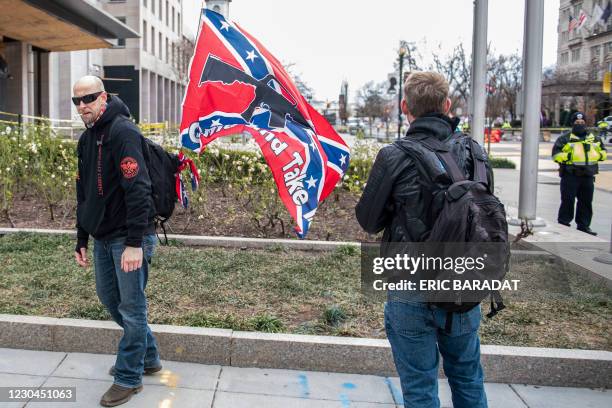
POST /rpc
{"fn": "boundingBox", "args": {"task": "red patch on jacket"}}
[120,157,139,179]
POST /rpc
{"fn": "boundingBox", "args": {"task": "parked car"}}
[597,116,612,127]
[347,118,365,135]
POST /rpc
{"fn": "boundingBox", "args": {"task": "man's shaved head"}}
[73,75,105,94]
[72,76,107,127]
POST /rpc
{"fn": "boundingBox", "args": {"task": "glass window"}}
[571,48,581,62]
[166,1,169,26]
[172,7,175,31]
[561,52,569,65]
[151,27,155,55]
[159,32,162,59]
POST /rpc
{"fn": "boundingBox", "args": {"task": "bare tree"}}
[543,57,609,126]
[171,36,195,83]
[356,81,388,136]
[431,43,471,114]
[339,80,349,124]
[284,62,314,101]
[487,52,522,121]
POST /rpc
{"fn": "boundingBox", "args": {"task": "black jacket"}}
[76,96,154,250]
[355,114,493,243]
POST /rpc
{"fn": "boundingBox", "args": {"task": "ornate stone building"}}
[542,0,611,125]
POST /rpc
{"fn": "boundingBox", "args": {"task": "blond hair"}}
[403,71,449,118]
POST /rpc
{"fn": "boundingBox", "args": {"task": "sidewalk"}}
[493,168,612,241]
[1,348,610,408]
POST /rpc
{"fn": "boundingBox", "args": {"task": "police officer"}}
[597,120,610,143]
[552,112,607,235]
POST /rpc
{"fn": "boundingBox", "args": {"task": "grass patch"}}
[0,233,610,350]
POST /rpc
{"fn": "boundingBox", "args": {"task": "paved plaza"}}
[0,348,610,408]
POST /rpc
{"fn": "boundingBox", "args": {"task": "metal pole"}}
[518,0,544,221]
[397,54,404,140]
[471,0,488,145]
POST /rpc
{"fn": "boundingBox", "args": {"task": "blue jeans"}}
[385,301,487,408]
[93,234,160,388]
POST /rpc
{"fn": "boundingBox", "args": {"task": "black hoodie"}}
[75,96,155,250]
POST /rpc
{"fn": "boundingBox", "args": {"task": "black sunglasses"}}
[72,91,103,106]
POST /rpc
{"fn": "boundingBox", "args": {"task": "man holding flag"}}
[179,9,350,238]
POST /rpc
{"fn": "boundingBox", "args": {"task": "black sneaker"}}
[577,227,598,236]
[558,221,571,227]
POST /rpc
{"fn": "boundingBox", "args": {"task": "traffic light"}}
[388,76,397,94]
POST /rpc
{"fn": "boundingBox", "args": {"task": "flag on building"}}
[602,1,611,23]
[591,3,605,27]
[577,9,588,30]
[568,15,578,32]
[179,9,350,238]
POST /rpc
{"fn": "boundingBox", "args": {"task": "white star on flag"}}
[220,21,231,31]
[339,154,347,166]
[309,141,316,151]
[211,119,222,127]
[306,176,318,189]
[245,50,258,62]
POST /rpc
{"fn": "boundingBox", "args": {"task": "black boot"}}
[577,226,598,236]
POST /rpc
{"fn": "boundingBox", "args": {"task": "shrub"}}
[323,305,347,326]
[489,157,516,169]
[251,313,284,332]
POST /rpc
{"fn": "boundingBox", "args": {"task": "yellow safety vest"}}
[553,133,607,165]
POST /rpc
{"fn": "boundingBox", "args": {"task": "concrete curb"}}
[0,227,554,260]
[0,314,609,389]
[0,227,358,251]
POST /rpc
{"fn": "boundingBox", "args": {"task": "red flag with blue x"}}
[179,9,350,238]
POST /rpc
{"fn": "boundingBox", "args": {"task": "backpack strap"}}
[402,133,467,183]
[468,138,488,185]
[435,151,466,183]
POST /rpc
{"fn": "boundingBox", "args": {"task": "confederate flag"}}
[179,9,350,238]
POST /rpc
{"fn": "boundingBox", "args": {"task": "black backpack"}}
[110,117,198,243]
[394,133,509,330]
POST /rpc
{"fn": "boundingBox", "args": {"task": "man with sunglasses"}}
[72,76,160,407]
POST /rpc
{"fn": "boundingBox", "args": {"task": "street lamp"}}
[397,43,407,139]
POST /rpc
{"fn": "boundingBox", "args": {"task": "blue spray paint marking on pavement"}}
[385,377,404,405]
[342,382,356,390]
[297,373,310,398]
[339,382,356,407]
[339,393,351,407]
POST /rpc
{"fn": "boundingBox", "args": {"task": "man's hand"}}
[75,247,89,268]
[121,246,143,273]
